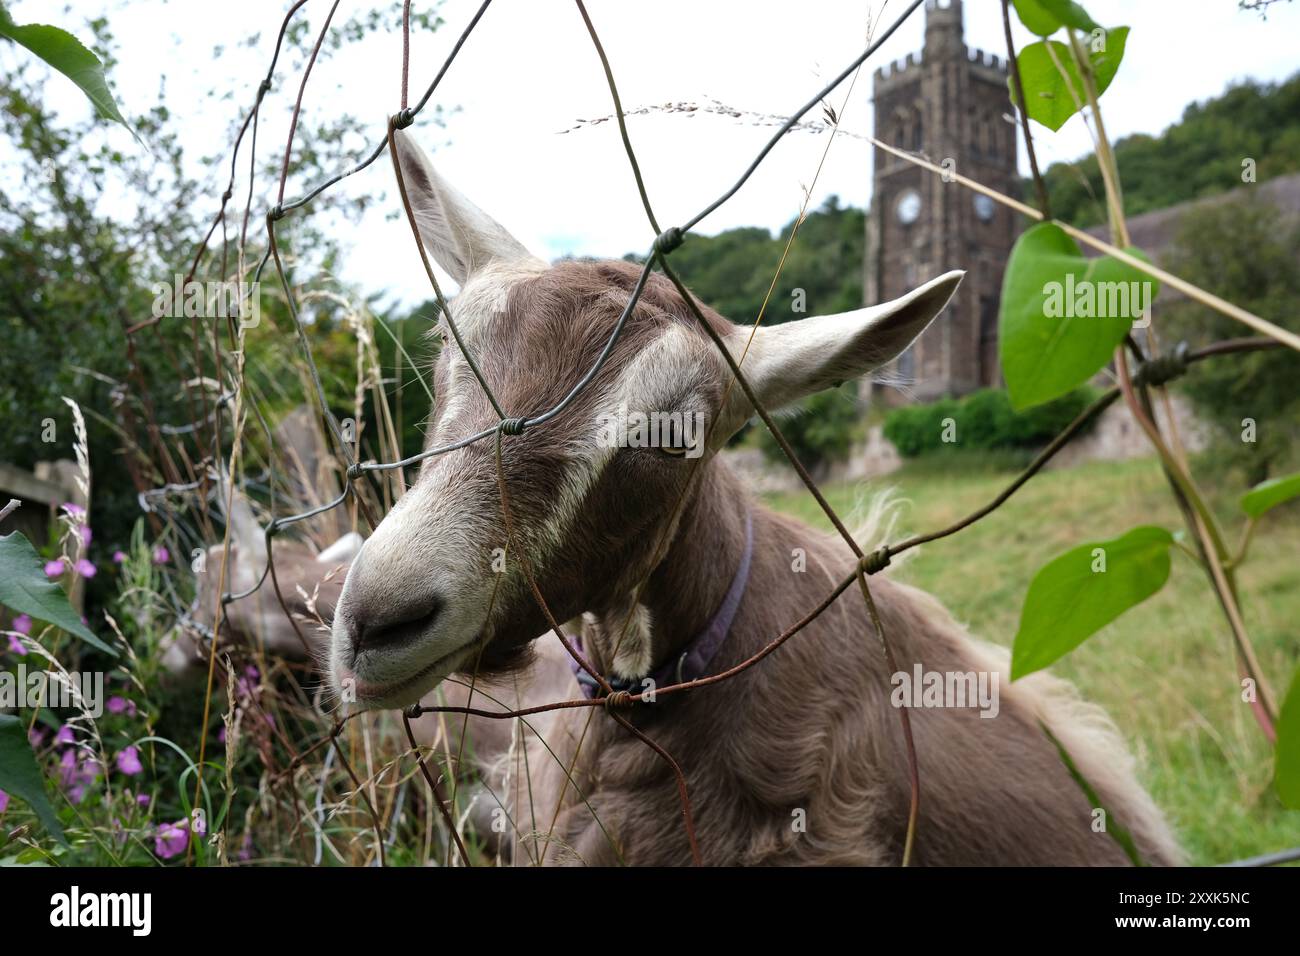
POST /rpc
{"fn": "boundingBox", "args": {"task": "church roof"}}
[1085,171,1300,262]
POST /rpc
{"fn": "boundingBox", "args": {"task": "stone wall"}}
[722,396,1210,492]
[722,424,903,495]
[1045,390,1209,471]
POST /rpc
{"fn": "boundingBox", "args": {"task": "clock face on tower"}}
[973,193,995,222]
[895,189,921,225]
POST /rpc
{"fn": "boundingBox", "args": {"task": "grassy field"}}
[764,453,1300,865]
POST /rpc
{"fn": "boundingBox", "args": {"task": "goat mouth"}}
[351,639,476,708]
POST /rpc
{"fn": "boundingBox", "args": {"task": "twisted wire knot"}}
[404,703,423,719]
[654,226,685,256]
[499,417,527,436]
[603,689,634,710]
[859,547,891,576]
[346,462,364,481]
[1135,342,1190,388]
[258,79,272,96]
[267,204,285,222]
[392,108,416,130]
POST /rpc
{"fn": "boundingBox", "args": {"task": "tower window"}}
[980,295,998,341]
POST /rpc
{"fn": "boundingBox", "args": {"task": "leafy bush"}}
[883,387,1095,458]
[883,397,959,457]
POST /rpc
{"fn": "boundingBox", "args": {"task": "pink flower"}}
[0,789,8,813]
[112,550,127,564]
[80,526,92,547]
[58,750,100,804]
[154,821,188,859]
[115,746,143,776]
[61,502,86,518]
[28,727,47,748]
[7,614,31,654]
[137,793,151,807]
[55,725,74,745]
[152,546,170,565]
[106,695,137,717]
[74,558,96,578]
[44,559,64,578]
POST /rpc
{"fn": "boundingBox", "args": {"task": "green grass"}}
[764,453,1300,865]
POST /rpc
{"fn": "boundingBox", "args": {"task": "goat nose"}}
[351,591,442,653]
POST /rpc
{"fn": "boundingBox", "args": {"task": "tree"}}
[1163,195,1300,482]
[636,196,866,325]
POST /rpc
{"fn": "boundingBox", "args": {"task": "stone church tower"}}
[865,0,1019,401]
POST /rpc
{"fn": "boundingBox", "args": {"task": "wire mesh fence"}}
[113,0,1287,866]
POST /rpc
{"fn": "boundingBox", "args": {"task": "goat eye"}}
[656,419,697,457]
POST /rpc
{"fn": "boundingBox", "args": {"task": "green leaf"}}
[0,9,139,143]
[1010,27,1129,132]
[0,532,117,656]
[1012,526,1174,680]
[1240,472,1300,520]
[0,714,68,845]
[1276,666,1300,809]
[999,222,1157,410]
[1012,0,1102,36]
[1011,0,1067,36]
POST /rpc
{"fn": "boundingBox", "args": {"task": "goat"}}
[162,405,361,678]
[161,482,360,679]
[327,130,1183,866]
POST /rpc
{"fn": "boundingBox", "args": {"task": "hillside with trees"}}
[1034,72,1300,228]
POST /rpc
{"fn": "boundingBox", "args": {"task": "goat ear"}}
[217,475,264,558]
[391,129,536,285]
[316,531,364,564]
[723,270,963,426]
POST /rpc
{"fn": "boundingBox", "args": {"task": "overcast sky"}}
[10,0,1300,308]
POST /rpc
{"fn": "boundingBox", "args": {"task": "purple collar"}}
[570,508,753,699]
